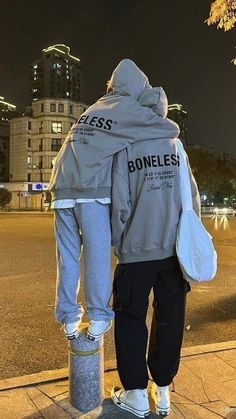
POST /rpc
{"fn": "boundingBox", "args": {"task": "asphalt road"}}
[0,213,235,379]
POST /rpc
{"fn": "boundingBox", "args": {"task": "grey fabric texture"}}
[54,202,114,324]
[111,139,200,264]
[48,59,179,200]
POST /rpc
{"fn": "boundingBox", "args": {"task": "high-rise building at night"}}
[0,97,18,182]
[168,104,188,144]
[29,44,85,104]
[10,98,87,184]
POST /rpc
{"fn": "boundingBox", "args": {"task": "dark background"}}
[0,0,235,153]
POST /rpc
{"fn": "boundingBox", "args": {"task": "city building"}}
[29,44,85,104]
[168,103,188,144]
[0,96,18,182]
[10,98,87,185]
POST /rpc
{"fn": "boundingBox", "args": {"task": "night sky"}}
[0,0,236,154]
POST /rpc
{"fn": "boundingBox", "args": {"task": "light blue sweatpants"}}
[54,202,114,324]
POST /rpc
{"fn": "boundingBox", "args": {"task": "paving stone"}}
[207,376,236,407]
[216,349,236,369]
[0,387,41,419]
[183,353,236,382]
[0,369,68,391]
[201,400,233,417]
[172,362,212,404]
[171,400,223,418]
[26,387,72,419]
[181,341,236,358]
[182,353,236,407]
[177,360,219,402]
[1,345,236,418]
[37,380,69,398]
[225,409,236,419]
[170,390,221,418]
[54,395,135,419]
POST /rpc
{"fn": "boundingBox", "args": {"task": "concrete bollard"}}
[69,322,104,412]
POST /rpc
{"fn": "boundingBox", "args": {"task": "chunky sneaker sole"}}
[87,320,112,341]
[111,387,150,418]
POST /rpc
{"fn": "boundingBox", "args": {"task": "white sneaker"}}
[151,383,170,416]
[111,387,150,418]
[64,321,80,340]
[87,320,112,341]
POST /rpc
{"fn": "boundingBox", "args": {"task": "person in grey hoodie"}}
[48,59,179,342]
[110,88,200,417]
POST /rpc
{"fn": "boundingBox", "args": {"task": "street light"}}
[33,164,43,212]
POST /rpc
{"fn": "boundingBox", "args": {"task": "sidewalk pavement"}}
[0,341,235,419]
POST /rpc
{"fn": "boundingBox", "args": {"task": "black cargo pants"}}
[113,256,190,389]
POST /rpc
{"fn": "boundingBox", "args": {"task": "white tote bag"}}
[176,140,217,282]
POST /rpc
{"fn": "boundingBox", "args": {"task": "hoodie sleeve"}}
[186,153,201,218]
[111,149,131,246]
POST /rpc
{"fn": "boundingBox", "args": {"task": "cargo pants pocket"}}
[113,264,133,312]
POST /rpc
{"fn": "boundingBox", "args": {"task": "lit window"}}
[51,122,62,134]
[50,103,56,112]
[27,156,32,165]
[52,63,61,69]
[33,64,38,69]
[33,88,38,93]
[51,138,62,151]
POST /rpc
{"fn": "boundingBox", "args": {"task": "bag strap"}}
[176,139,193,211]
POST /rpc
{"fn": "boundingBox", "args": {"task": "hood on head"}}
[106,59,150,100]
[138,87,168,117]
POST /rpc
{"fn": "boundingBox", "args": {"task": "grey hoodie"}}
[48,59,179,200]
[111,89,200,264]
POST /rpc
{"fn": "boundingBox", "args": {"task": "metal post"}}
[33,164,43,212]
[69,323,104,412]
